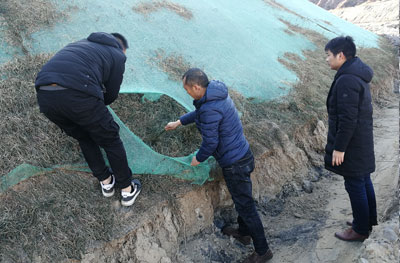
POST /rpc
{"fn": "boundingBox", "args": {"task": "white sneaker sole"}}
[121,189,141,207]
[102,189,115,198]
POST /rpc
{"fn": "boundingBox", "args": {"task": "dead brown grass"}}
[148,48,192,82]
[0,169,194,262]
[133,1,193,20]
[0,54,83,178]
[0,0,71,54]
[111,93,202,157]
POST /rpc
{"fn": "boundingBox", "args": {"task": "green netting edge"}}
[1,106,215,193]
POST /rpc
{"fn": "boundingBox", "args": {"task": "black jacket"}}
[324,57,375,176]
[35,32,126,105]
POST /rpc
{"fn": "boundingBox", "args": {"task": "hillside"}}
[310,0,399,45]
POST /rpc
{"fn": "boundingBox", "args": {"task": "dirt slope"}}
[176,96,399,263]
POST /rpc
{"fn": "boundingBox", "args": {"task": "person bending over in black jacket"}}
[35,32,141,207]
[324,36,377,241]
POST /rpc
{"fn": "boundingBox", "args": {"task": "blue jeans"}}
[222,150,269,255]
[344,174,377,236]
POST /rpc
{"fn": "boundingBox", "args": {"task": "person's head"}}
[111,33,129,53]
[182,68,209,100]
[325,36,356,70]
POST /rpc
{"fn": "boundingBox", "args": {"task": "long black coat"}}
[324,57,375,176]
[35,32,126,105]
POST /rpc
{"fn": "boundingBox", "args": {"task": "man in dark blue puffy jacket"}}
[35,32,141,207]
[165,68,272,263]
[324,36,377,241]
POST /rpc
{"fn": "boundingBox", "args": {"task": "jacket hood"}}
[335,57,373,83]
[194,80,228,107]
[87,32,123,50]
[205,80,228,101]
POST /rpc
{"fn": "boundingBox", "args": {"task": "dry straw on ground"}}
[133,1,193,20]
[0,0,69,54]
[112,93,202,157]
[148,48,192,82]
[0,54,82,177]
[0,168,193,262]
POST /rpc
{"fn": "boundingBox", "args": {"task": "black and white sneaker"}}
[100,174,115,197]
[121,179,142,207]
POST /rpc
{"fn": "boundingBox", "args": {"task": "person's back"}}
[35,32,141,207]
[189,80,249,168]
[35,32,126,104]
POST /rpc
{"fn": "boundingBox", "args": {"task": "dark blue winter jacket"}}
[324,57,375,176]
[35,32,126,105]
[180,80,249,168]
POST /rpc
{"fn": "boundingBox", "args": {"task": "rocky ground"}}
[176,96,399,263]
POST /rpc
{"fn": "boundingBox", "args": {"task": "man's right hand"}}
[165,120,181,131]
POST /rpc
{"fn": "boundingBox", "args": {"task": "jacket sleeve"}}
[334,76,360,152]
[196,109,222,162]
[180,111,196,125]
[103,56,126,105]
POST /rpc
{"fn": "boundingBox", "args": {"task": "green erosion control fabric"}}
[0,0,378,191]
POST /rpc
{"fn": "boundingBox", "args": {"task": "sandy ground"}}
[177,97,399,263]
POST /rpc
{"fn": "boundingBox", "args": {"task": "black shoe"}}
[121,179,142,207]
[243,249,273,263]
[100,174,115,197]
[222,226,252,245]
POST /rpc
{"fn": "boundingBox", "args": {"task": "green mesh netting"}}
[1,0,379,191]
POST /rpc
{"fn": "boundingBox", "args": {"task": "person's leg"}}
[37,89,131,188]
[237,215,250,236]
[364,174,378,230]
[79,104,132,189]
[37,89,110,181]
[344,176,370,236]
[223,151,269,256]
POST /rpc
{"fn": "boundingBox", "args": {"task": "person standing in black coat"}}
[35,32,141,207]
[324,36,377,241]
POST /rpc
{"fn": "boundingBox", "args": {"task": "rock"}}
[302,180,313,193]
[359,258,369,263]
[382,227,398,242]
[294,213,302,218]
[160,257,172,263]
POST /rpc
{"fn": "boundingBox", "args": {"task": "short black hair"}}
[182,68,209,88]
[111,33,129,50]
[325,36,356,59]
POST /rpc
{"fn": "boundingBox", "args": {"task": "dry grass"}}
[0,54,82,178]
[133,1,193,20]
[0,169,194,262]
[264,0,306,19]
[0,0,70,54]
[0,170,114,261]
[148,48,192,82]
[111,93,202,157]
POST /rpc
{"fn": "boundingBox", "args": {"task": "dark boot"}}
[243,249,273,263]
[222,226,251,245]
[335,228,368,242]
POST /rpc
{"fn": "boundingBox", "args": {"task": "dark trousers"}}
[37,88,132,188]
[222,149,269,255]
[344,174,377,236]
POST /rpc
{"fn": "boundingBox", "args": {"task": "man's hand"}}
[191,156,200,166]
[332,150,345,166]
[165,120,181,131]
